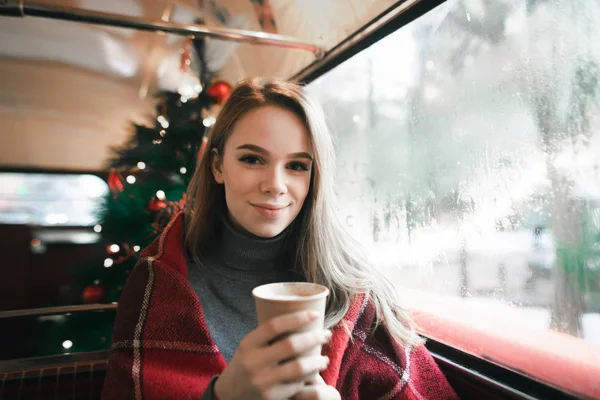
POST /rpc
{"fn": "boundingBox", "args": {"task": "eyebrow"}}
[235,144,313,161]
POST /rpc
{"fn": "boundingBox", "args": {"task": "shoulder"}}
[137,212,188,276]
[337,296,459,399]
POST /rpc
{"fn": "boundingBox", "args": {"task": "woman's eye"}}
[288,162,309,172]
[239,155,262,165]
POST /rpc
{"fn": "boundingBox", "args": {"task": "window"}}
[308,0,600,396]
[0,172,111,360]
[0,173,108,226]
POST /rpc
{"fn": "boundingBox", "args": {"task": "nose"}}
[260,165,287,196]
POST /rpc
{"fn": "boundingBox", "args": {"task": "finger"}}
[258,329,331,367]
[268,355,329,386]
[264,381,306,400]
[283,369,326,386]
[293,384,341,400]
[246,310,320,348]
[305,372,326,385]
[291,371,324,386]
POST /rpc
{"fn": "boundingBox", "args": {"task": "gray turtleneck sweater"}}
[188,216,302,399]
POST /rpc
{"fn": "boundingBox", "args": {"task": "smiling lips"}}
[251,203,288,218]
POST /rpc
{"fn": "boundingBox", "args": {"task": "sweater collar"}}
[206,214,293,273]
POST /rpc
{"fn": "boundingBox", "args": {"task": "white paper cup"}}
[252,282,329,380]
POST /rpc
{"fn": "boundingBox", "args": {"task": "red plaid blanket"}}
[102,213,459,400]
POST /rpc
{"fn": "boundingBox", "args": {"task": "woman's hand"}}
[292,374,341,400]
[213,310,332,400]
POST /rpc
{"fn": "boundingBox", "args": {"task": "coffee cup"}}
[252,282,329,379]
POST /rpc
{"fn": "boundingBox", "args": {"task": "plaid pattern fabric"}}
[102,213,459,399]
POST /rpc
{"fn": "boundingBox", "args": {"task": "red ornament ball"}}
[107,170,124,194]
[148,199,167,212]
[207,80,232,104]
[82,284,106,304]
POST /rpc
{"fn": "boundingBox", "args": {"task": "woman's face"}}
[212,105,313,238]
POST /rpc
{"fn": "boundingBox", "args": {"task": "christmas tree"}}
[10,36,238,361]
[81,38,232,305]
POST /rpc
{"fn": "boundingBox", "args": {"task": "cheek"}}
[223,168,254,196]
[293,175,312,205]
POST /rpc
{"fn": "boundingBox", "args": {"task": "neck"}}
[203,214,293,278]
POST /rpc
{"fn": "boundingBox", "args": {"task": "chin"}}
[247,222,288,238]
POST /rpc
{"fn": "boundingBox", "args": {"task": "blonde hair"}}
[185,77,422,346]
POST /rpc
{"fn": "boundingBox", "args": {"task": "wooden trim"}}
[412,310,600,399]
[426,339,579,400]
[0,304,118,319]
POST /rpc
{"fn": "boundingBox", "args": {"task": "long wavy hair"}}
[185,77,421,346]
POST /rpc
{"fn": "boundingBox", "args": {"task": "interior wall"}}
[0,0,401,171]
[0,58,155,171]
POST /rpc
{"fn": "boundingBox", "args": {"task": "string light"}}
[159,130,166,137]
[156,190,166,200]
[133,245,141,252]
[180,167,187,174]
[137,161,146,170]
[126,175,136,184]
[93,225,102,233]
[62,340,73,350]
[157,115,170,129]
[109,244,120,253]
[104,258,114,268]
[203,116,216,127]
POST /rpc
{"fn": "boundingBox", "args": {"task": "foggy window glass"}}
[308,0,600,392]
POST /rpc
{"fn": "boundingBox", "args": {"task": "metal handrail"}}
[0,303,118,319]
[0,0,324,57]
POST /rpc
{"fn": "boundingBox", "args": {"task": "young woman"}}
[102,78,459,400]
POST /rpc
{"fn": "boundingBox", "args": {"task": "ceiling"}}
[0,0,398,171]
